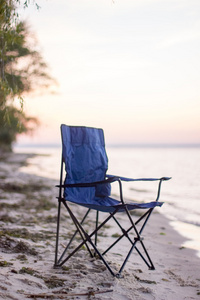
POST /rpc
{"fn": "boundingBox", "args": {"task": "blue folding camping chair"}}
[54,124,170,277]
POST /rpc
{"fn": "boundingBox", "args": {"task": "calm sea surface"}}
[14,145,200,256]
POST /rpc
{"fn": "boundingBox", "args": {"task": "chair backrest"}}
[61,124,110,203]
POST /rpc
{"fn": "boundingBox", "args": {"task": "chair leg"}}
[54,199,61,266]
[55,205,93,266]
[95,210,99,247]
[65,202,94,257]
[102,207,156,274]
[136,240,155,270]
[57,204,117,276]
[65,208,91,251]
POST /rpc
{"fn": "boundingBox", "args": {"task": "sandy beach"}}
[0,152,200,300]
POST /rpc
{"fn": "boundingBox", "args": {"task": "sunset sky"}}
[17,0,200,145]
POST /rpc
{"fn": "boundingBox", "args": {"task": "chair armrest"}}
[56,176,119,188]
[106,175,171,204]
[106,175,171,182]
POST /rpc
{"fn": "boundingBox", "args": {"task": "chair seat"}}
[64,195,163,213]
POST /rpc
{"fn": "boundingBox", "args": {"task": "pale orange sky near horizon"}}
[17,0,200,146]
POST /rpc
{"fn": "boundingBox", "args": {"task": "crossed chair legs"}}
[54,199,156,277]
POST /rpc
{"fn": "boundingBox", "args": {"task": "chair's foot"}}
[149,266,155,270]
[115,273,124,279]
[53,264,61,269]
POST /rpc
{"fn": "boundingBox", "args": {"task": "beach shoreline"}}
[0,151,200,300]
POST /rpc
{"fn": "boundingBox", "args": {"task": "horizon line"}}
[14,142,200,148]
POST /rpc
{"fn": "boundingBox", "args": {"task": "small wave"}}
[129,187,149,193]
[182,219,200,227]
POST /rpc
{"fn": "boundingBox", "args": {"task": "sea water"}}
[14,145,200,256]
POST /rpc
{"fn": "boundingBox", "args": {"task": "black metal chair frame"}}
[54,155,168,277]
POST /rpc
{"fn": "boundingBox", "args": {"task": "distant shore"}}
[0,151,200,299]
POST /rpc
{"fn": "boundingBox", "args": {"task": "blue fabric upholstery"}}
[61,125,163,212]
